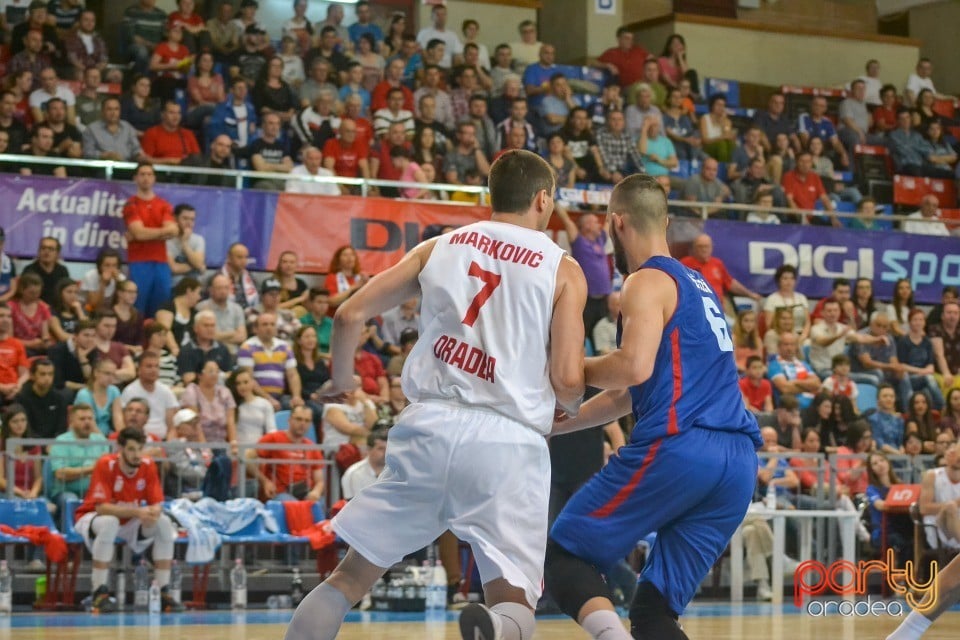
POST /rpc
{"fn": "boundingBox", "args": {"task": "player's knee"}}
[93,514,120,540]
[544,539,611,620]
[147,514,176,559]
[629,582,687,640]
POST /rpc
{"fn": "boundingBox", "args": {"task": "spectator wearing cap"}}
[165,408,212,497]
[232,24,270,85]
[123,0,168,76]
[249,278,300,344]
[0,229,16,303]
[287,146,339,195]
[387,329,418,378]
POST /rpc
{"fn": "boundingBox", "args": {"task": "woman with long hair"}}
[324,246,366,311]
[228,368,276,446]
[864,451,915,565]
[657,34,697,91]
[293,325,330,418]
[763,307,794,357]
[74,358,122,436]
[905,391,940,453]
[7,70,34,128]
[155,277,201,356]
[272,251,309,310]
[0,404,42,499]
[253,56,299,123]
[381,12,406,57]
[911,88,944,134]
[699,94,736,162]
[49,278,87,343]
[186,51,225,130]
[762,264,810,341]
[180,360,236,444]
[390,146,430,199]
[121,75,161,136]
[852,278,876,330]
[888,278,914,336]
[111,279,144,353]
[941,388,960,438]
[802,394,834,432]
[733,309,762,372]
[9,272,51,355]
[412,125,445,174]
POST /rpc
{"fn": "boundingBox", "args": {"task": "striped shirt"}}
[237,337,296,398]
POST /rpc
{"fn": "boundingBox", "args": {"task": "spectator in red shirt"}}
[166,0,209,53]
[248,405,324,501]
[123,163,179,318]
[739,355,773,413]
[141,100,201,164]
[149,23,192,102]
[354,334,389,403]
[597,27,648,90]
[370,122,412,196]
[370,57,414,114]
[342,93,373,147]
[680,233,760,316]
[322,119,370,194]
[781,151,838,226]
[872,84,898,135]
[0,304,30,403]
[810,278,857,326]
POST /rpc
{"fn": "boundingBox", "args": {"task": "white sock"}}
[155,568,171,588]
[91,567,109,591]
[491,602,533,640]
[581,609,632,640]
[886,610,933,640]
[284,582,352,640]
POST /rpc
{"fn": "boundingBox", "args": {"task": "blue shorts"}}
[550,427,757,615]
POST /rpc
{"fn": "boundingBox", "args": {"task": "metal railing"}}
[1,153,941,225]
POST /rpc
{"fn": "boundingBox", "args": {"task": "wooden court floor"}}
[2,611,960,640]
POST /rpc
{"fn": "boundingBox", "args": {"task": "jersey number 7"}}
[462,261,502,327]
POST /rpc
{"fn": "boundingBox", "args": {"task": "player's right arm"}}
[550,256,587,416]
[328,239,437,393]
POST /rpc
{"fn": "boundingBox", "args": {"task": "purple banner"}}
[701,220,960,305]
[0,175,277,269]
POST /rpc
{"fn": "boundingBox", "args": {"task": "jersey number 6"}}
[702,296,733,352]
[462,261,502,327]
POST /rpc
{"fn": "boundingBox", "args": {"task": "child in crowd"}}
[739,355,773,413]
[820,354,860,408]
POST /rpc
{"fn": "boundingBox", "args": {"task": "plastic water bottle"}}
[231,558,247,609]
[169,560,182,606]
[765,483,777,511]
[427,559,446,611]
[0,560,12,615]
[148,580,161,615]
[290,567,303,606]
[115,569,126,610]
[134,559,150,610]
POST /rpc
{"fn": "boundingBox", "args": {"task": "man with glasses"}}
[510,19,542,68]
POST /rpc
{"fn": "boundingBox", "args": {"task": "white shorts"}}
[76,512,157,555]
[332,402,551,607]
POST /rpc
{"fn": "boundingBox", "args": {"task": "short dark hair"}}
[832,278,850,290]
[774,264,798,283]
[831,353,850,368]
[117,427,147,447]
[367,428,389,448]
[174,203,195,217]
[745,355,764,368]
[779,394,800,412]
[488,150,555,214]
[30,357,53,375]
[308,287,330,300]
[616,26,631,37]
[427,38,445,51]
[880,83,896,96]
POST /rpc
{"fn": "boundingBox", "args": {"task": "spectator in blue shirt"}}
[867,384,905,454]
[521,43,557,109]
[888,108,927,174]
[864,451,914,565]
[797,95,849,168]
[347,1,383,50]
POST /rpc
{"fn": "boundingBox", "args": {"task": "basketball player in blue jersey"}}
[544,174,763,640]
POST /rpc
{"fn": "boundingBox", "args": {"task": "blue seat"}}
[0,499,59,543]
[221,505,291,544]
[857,382,878,413]
[704,78,740,107]
[671,159,692,178]
[275,410,291,430]
[584,338,595,357]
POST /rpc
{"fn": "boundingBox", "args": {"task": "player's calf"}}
[544,539,613,620]
[628,582,688,640]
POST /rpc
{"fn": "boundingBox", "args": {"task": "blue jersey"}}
[619,256,761,447]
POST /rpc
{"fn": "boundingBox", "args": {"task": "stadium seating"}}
[856,382,878,413]
[893,175,958,208]
[0,499,73,609]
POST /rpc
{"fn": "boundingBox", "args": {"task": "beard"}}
[611,224,630,276]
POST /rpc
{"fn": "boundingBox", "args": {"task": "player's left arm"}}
[328,239,437,393]
[584,267,676,390]
[550,388,632,437]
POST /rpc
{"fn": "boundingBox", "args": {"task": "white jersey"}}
[402,220,565,433]
[924,466,960,549]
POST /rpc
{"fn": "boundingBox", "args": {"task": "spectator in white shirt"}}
[340,429,388,499]
[415,4,462,69]
[29,68,76,125]
[905,57,948,107]
[902,194,950,236]
[286,146,339,195]
[857,59,883,107]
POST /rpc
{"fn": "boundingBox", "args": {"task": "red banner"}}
[269,195,607,274]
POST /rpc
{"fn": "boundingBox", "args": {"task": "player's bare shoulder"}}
[554,255,588,305]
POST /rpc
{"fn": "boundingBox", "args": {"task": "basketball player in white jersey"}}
[283,149,587,640]
[886,441,960,640]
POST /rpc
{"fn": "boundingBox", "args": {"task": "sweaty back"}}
[622,256,762,446]
[403,220,564,433]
